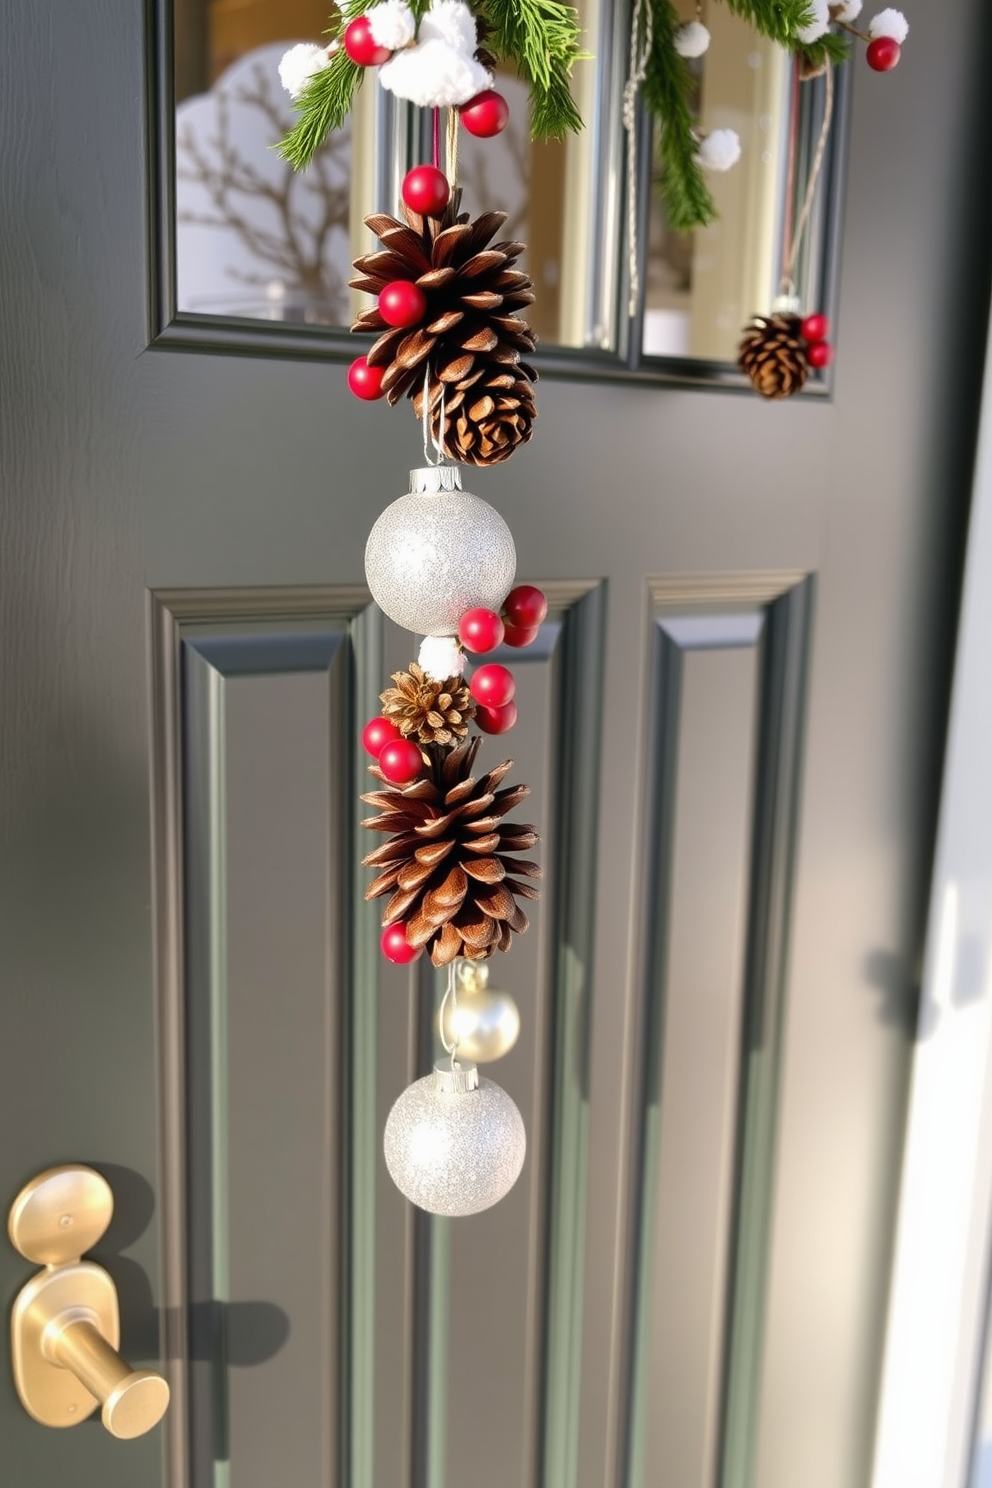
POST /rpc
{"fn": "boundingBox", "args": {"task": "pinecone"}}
[381,664,475,747]
[738,314,810,399]
[413,362,536,467]
[361,736,541,966]
[350,193,538,464]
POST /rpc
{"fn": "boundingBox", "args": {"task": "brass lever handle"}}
[8,1165,170,1438]
[45,1314,170,1439]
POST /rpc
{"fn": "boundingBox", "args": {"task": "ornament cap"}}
[432,1061,480,1095]
[409,465,463,495]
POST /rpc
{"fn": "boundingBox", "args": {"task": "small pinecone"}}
[350,193,537,463]
[414,362,536,466]
[381,664,475,747]
[738,314,809,399]
[361,736,541,966]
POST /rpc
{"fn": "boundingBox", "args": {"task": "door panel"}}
[2,3,988,1488]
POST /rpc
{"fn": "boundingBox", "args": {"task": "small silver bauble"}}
[364,465,517,636]
[383,1061,526,1216]
[437,961,521,1063]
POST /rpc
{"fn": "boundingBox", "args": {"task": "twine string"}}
[779,60,834,296]
[622,0,653,318]
[445,106,459,189]
[432,106,441,170]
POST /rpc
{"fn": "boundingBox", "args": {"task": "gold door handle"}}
[8,1165,170,1439]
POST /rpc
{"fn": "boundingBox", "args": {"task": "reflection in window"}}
[643,0,790,362]
[175,1,358,324]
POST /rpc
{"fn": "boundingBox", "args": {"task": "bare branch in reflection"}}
[177,62,349,318]
[458,115,530,239]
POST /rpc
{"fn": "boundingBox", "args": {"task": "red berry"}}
[800,313,829,344]
[475,700,518,735]
[470,663,515,709]
[343,16,391,66]
[459,89,509,138]
[504,584,547,628]
[459,607,504,653]
[402,165,450,217]
[379,279,427,329]
[348,356,385,400]
[378,738,424,784]
[362,716,401,757]
[866,36,900,71]
[503,622,540,648]
[381,923,422,964]
[806,340,833,369]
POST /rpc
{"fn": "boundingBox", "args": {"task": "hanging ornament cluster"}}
[739,309,832,399]
[358,458,544,1215]
[348,185,537,465]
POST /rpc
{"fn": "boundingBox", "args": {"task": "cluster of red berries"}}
[799,312,832,371]
[360,583,547,782]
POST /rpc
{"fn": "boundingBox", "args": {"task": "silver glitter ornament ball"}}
[383,1062,526,1216]
[364,466,517,637]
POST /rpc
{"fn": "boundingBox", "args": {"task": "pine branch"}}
[797,30,849,71]
[643,0,716,233]
[475,0,585,138]
[278,52,363,171]
[717,0,815,46]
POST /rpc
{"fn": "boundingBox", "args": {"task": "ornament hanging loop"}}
[421,364,448,467]
[439,957,462,1070]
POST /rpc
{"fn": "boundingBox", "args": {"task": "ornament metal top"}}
[364,464,516,635]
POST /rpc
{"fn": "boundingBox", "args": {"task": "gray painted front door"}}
[2,3,989,1487]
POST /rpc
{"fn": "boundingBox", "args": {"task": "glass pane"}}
[642,0,823,364]
[174,0,365,324]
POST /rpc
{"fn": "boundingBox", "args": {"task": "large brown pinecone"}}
[738,314,809,399]
[350,193,538,464]
[361,737,541,966]
[381,664,475,747]
[413,362,536,467]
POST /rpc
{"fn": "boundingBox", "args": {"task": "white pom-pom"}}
[696,129,741,172]
[378,38,490,106]
[419,0,478,53]
[278,43,330,99]
[418,635,466,682]
[868,7,908,41]
[368,0,416,51]
[832,0,862,18]
[674,20,711,57]
[795,0,830,43]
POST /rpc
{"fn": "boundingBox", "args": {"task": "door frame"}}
[871,301,992,1488]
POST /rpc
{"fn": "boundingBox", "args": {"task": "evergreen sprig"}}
[278,0,365,171]
[474,0,585,138]
[643,0,716,234]
[718,0,814,46]
[279,51,363,171]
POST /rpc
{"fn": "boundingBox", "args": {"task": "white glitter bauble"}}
[365,466,516,637]
[383,1062,526,1216]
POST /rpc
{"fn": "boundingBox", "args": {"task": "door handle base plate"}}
[11,1261,120,1429]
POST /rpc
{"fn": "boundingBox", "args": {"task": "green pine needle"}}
[278,49,363,171]
[475,0,585,139]
[798,30,850,70]
[644,0,716,234]
[717,0,815,46]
